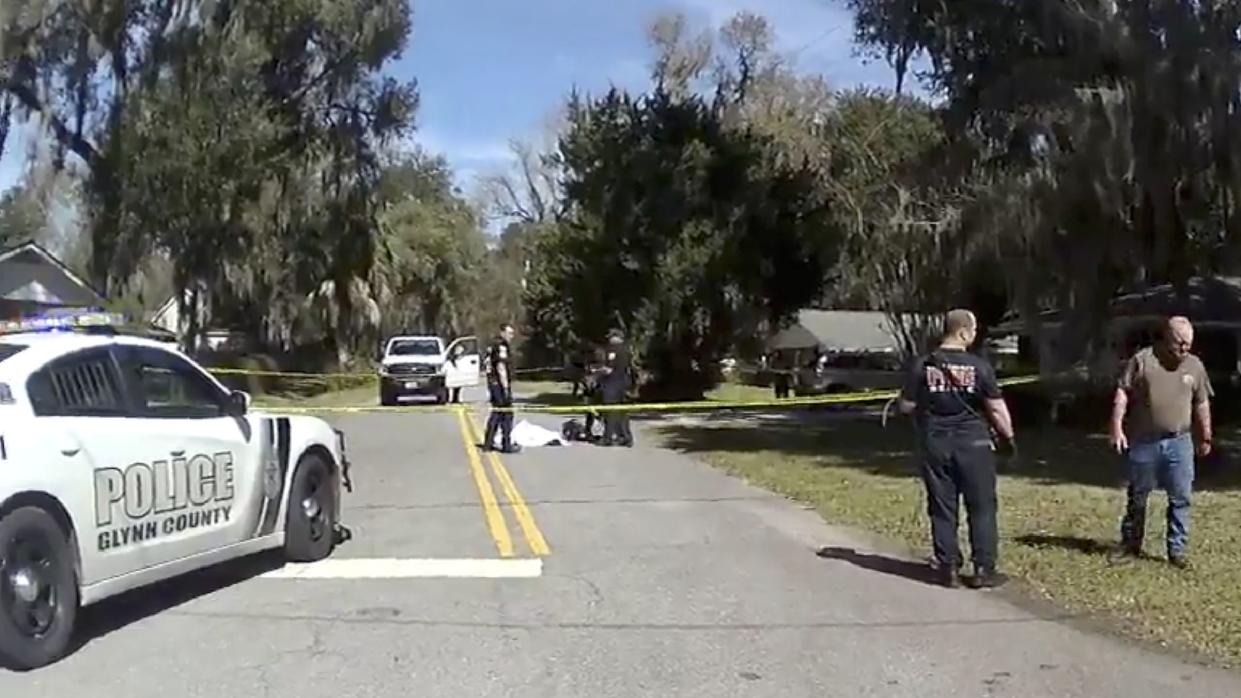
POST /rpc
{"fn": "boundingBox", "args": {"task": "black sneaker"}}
[937,567,960,589]
[965,569,1010,589]
[500,444,522,454]
[1168,554,1191,570]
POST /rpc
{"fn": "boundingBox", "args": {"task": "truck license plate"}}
[404,381,421,389]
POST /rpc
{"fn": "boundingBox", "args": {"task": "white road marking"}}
[259,557,544,579]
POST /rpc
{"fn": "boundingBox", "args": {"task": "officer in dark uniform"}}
[898,309,1016,589]
[598,329,633,447]
[580,345,604,440]
[483,323,521,453]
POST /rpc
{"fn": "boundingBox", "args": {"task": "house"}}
[0,240,106,320]
[765,310,911,367]
[991,276,1241,383]
[150,285,249,352]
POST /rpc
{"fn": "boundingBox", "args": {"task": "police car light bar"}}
[0,311,128,335]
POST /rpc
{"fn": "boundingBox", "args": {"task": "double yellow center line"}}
[454,408,550,558]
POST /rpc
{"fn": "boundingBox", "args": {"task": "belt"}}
[1142,430,1189,442]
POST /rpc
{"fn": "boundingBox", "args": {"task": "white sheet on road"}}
[512,419,566,447]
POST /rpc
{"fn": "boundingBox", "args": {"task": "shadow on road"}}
[67,551,287,659]
[815,546,942,586]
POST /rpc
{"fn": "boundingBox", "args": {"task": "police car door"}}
[24,346,156,583]
[110,345,258,563]
[444,336,480,389]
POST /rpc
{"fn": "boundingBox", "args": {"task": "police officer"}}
[581,345,604,441]
[483,323,521,454]
[598,329,634,447]
[898,309,1016,589]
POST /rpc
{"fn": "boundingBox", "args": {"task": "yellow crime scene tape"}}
[207,365,561,379]
[211,363,1041,415]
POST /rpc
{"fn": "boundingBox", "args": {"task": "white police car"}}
[0,315,353,670]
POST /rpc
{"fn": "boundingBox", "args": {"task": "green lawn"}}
[653,414,1241,667]
[253,382,378,408]
[518,378,776,407]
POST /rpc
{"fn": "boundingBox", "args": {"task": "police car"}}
[0,314,353,670]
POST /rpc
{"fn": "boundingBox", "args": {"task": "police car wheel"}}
[284,454,337,563]
[0,507,78,671]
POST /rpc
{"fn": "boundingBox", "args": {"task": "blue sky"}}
[0,0,921,200]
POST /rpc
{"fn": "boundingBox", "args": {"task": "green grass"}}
[253,382,379,408]
[519,378,778,407]
[654,415,1241,667]
[705,381,778,403]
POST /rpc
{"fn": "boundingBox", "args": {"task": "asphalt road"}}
[5,387,1241,697]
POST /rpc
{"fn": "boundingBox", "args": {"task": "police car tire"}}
[284,454,337,563]
[0,506,79,671]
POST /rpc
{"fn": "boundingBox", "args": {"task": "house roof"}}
[0,240,105,306]
[768,310,907,352]
[768,322,820,351]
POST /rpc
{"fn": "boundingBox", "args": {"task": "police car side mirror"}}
[225,389,250,416]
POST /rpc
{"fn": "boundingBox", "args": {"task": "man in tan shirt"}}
[1109,316,1213,568]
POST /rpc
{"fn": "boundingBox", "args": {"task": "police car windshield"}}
[0,343,27,363]
[389,339,440,356]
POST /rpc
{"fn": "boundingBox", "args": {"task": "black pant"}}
[584,403,600,439]
[601,387,632,445]
[919,428,998,572]
[484,384,513,449]
[773,373,790,399]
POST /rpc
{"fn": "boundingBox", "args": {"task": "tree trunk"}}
[333,275,352,368]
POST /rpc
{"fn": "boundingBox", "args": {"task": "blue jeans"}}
[1120,432,1195,557]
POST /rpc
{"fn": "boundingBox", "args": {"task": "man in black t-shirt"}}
[898,309,1016,589]
[483,323,521,454]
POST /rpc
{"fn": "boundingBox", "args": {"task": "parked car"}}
[793,350,906,395]
[377,334,480,405]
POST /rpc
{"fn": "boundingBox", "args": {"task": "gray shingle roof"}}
[768,310,909,352]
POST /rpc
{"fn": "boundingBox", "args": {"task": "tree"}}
[0,182,43,246]
[646,10,834,167]
[845,0,1241,372]
[526,87,840,397]
[817,88,966,356]
[2,0,418,364]
[374,150,488,340]
[478,121,566,228]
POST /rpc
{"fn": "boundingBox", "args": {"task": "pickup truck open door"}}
[444,336,481,389]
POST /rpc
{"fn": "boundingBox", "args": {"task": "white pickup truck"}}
[377,335,481,405]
